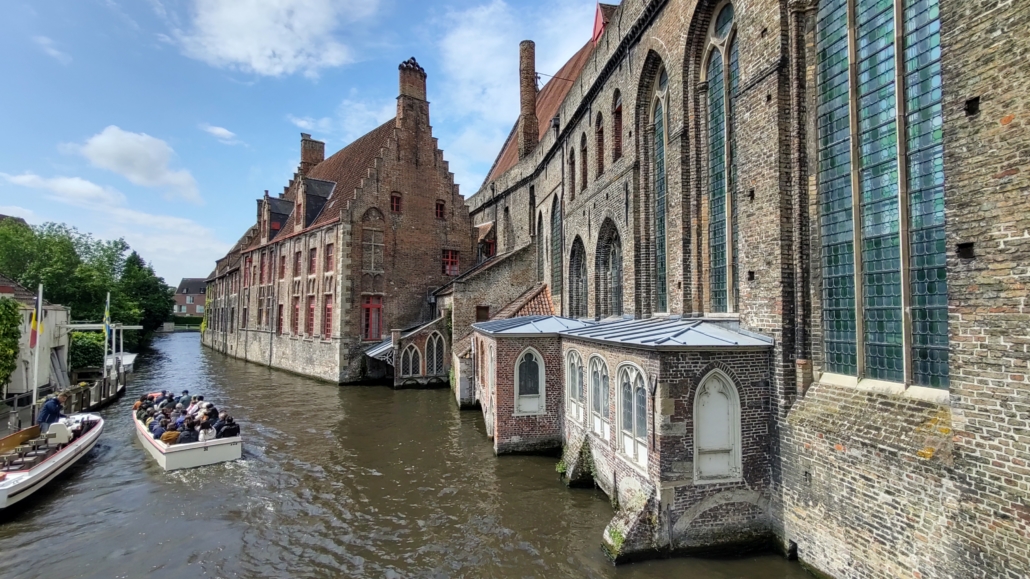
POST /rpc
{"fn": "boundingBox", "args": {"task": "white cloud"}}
[170,0,379,78]
[72,126,201,204]
[286,98,394,148]
[0,205,36,222]
[0,172,227,283]
[33,36,72,65]
[433,0,595,190]
[0,173,125,206]
[200,123,240,144]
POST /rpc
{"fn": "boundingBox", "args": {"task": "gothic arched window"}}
[589,356,610,439]
[815,0,947,387]
[568,148,577,201]
[516,349,545,414]
[551,197,562,294]
[580,133,588,193]
[595,113,605,176]
[694,370,742,482]
[613,90,623,161]
[618,364,648,466]
[569,237,588,318]
[400,345,421,377]
[426,332,445,375]
[537,212,544,282]
[706,2,738,313]
[652,67,669,312]
[595,219,623,318]
[566,350,585,422]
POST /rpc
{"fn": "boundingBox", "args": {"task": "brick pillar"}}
[398,57,427,101]
[517,40,539,159]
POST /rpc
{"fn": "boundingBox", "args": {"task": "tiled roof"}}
[0,214,29,227]
[483,40,596,184]
[176,278,208,294]
[0,273,36,304]
[560,317,775,350]
[493,283,553,319]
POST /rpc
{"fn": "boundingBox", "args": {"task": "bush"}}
[174,315,204,326]
[70,332,106,369]
[0,298,20,388]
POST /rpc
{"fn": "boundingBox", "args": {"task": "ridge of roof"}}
[483,40,596,185]
[493,283,552,319]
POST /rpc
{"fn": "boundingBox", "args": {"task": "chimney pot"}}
[299,133,325,176]
[398,57,427,101]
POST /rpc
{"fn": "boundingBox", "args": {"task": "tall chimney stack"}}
[299,133,325,175]
[517,40,539,159]
[398,57,427,101]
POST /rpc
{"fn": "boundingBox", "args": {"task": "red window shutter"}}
[323,295,332,337]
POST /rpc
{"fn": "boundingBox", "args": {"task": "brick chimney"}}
[398,57,427,101]
[517,40,539,159]
[299,133,325,176]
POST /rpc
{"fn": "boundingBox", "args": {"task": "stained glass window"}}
[707,5,738,314]
[816,0,948,387]
[654,97,668,312]
[551,197,562,294]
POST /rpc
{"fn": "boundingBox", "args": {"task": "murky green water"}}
[0,333,811,578]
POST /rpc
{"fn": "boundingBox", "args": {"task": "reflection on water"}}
[0,333,810,579]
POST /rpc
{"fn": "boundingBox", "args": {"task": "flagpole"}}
[103,292,110,381]
[31,284,43,410]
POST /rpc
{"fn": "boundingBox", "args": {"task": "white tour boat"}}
[0,414,104,509]
[133,410,242,471]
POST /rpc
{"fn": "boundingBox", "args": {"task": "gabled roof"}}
[176,278,207,294]
[0,273,37,304]
[433,241,533,296]
[483,40,596,184]
[560,317,775,350]
[473,315,594,336]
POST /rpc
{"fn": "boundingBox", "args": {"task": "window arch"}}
[551,197,562,294]
[652,67,669,312]
[617,364,648,467]
[566,350,585,422]
[426,332,445,375]
[589,355,610,438]
[705,2,739,313]
[400,344,421,377]
[579,133,588,193]
[569,236,588,318]
[595,219,623,318]
[595,112,605,176]
[693,370,742,483]
[568,148,577,201]
[515,348,545,414]
[815,0,947,388]
[613,90,623,161]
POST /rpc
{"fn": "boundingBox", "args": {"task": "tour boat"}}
[133,410,242,471]
[0,414,104,509]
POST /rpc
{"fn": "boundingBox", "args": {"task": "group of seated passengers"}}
[133,389,240,444]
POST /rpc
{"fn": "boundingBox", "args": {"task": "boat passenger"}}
[177,419,199,444]
[133,395,148,411]
[204,402,218,419]
[175,410,188,428]
[213,412,228,434]
[160,426,180,445]
[198,422,216,442]
[36,391,69,433]
[189,396,206,417]
[152,419,169,440]
[217,416,240,439]
[144,409,157,428]
[186,396,200,415]
[135,404,149,421]
[177,390,191,407]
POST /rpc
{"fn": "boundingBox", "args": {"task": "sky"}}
[0,0,597,286]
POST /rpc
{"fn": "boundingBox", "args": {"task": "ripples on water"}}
[0,333,810,579]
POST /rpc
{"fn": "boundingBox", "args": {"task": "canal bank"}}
[0,333,810,578]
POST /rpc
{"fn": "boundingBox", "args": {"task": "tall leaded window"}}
[706,3,739,313]
[566,350,585,422]
[653,68,669,312]
[618,365,647,467]
[516,349,544,414]
[537,213,544,282]
[551,197,562,294]
[816,0,947,387]
[401,345,421,377]
[596,113,605,176]
[580,133,588,193]
[613,90,623,161]
[568,149,577,201]
[426,332,445,375]
[589,356,610,439]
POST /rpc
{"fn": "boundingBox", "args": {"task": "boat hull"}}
[134,412,242,471]
[0,414,104,509]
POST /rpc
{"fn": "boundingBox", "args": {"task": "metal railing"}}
[0,378,121,439]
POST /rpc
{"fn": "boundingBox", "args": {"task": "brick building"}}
[444,0,1030,576]
[203,58,473,383]
[173,278,207,316]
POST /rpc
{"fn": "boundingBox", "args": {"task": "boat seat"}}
[47,423,72,445]
[20,455,41,468]
[15,445,31,456]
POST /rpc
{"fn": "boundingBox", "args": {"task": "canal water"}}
[0,333,811,579]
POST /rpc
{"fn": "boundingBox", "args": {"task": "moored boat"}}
[133,410,242,471]
[0,414,104,509]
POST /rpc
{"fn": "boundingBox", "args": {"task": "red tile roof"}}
[483,40,595,184]
[493,283,554,319]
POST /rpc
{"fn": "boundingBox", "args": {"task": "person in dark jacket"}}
[212,412,228,435]
[177,419,199,444]
[217,416,240,438]
[152,419,169,440]
[177,390,190,407]
[36,392,69,433]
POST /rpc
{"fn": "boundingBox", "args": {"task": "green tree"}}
[0,298,21,391]
[119,251,174,345]
[69,332,106,370]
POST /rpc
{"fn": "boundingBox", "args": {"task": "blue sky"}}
[0,0,596,285]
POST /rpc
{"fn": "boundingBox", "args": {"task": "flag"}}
[29,308,40,349]
[103,294,111,339]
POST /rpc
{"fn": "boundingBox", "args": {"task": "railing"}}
[0,374,125,438]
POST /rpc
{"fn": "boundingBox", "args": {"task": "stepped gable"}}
[273,119,395,238]
[484,40,595,184]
